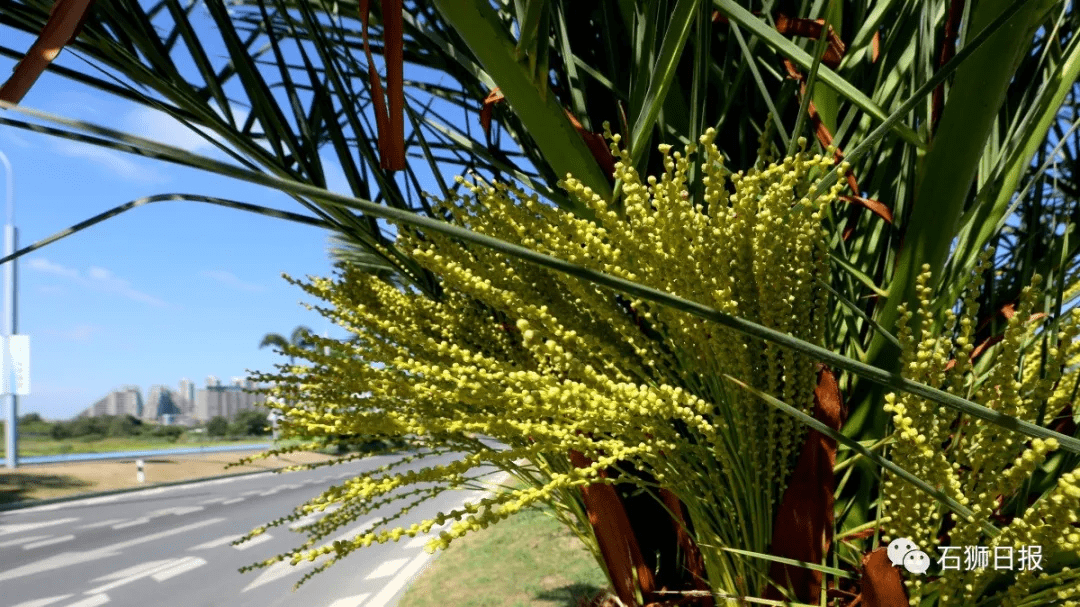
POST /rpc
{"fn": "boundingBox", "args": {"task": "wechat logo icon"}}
[888,537,931,575]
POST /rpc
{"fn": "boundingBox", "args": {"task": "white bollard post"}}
[136,459,145,483]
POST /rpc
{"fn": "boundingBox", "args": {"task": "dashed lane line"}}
[187,534,244,550]
[222,497,245,505]
[150,556,207,581]
[10,594,74,607]
[326,593,371,607]
[111,518,149,530]
[85,560,180,594]
[0,517,79,536]
[23,535,76,550]
[0,518,225,583]
[233,533,273,550]
[0,534,51,548]
[364,557,410,580]
[61,594,109,607]
[78,520,124,530]
[363,552,432,607]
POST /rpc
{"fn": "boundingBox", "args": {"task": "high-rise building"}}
[193,376,267,421]
[178,378,195,415]
[144,385,183,421]
[81,386,143,418]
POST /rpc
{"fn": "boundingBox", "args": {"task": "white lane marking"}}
[23,535,75,550]
[280,483,301,490]
[61,594,109,607]
[0,534,51,548]
[85,560,179,594]
[0,518,79,536]
[288,503,343,531]
[258,489,281,497]
[0,518,225,583]
[242,518,382,593]
[326,593,370,607]
[289,512,321,530]
[198,497,227,505]
[187,534,243,551]
[78,520,124,530]
[234,533,273,550]
[11,594,74,607]
[364,557,409,580]
[151,556,207,581]
[241,560,306,592]
[363,552,433,607]
[6,472,278,514]
[222,497,245,505]
[150,506,205,517]
[242,490,262,497]
[111,518,150,530]
[106,518,226,552]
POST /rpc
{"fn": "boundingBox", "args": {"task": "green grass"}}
[3,436,271,457]
[398,499,613,607]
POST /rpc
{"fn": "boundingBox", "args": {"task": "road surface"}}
[0,447,511,607]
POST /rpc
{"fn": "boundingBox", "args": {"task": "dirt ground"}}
[0,450,338,505]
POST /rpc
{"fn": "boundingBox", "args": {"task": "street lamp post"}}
[0,149,17,469]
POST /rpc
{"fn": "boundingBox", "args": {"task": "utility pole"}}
[1,150,21,469]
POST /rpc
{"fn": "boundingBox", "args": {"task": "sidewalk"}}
[0,449,336,505]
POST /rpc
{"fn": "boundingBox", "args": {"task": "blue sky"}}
[0,17,437,420]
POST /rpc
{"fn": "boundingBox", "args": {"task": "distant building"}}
[81,386,143,418]
[178,378,196,415]
[193,376,267,421]
[79,377,266,422]
[144,385,183,421]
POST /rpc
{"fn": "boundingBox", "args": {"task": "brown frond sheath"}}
[775,13,846,69]
[782,59,893,239]
[359,0,406,171]
[763,365,845,603]
[871,30,881,64]
[932,0,966,137]
[481,87,616,180]
[657,488,714,607]
[850,548,908,607]
[569,448,655,607]
[0,0,96,104]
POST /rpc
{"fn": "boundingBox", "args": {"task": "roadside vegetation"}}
[0,412,270,457]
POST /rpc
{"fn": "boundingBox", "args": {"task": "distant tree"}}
[19,412,42,424]
[149,425,184,442]
[206,416,229,437]
[107,415,142,437]
[70,416,107,438]
[258,325,315,367]
[49,422,72,440]
[230,410,270,436]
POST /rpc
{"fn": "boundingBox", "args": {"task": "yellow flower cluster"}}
[239,126,848,590]
[879,260,1080,606]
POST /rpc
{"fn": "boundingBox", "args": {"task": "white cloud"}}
[28,258,78,278]
[27,257,168,307]
[125,104,252,155]
[200,269,265,293]
[53,139,168,184]
[42,324,104,343]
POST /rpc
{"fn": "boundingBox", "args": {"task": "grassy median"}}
[398,496,614,607]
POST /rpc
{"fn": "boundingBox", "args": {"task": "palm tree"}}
[4,0,1080,604]
[258,325,316,367]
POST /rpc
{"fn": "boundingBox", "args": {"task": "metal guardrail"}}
[0,443,272,466]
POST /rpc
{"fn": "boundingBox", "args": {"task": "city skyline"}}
[77,376,272,423]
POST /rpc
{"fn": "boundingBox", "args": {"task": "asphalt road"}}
[0,446,513,607]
